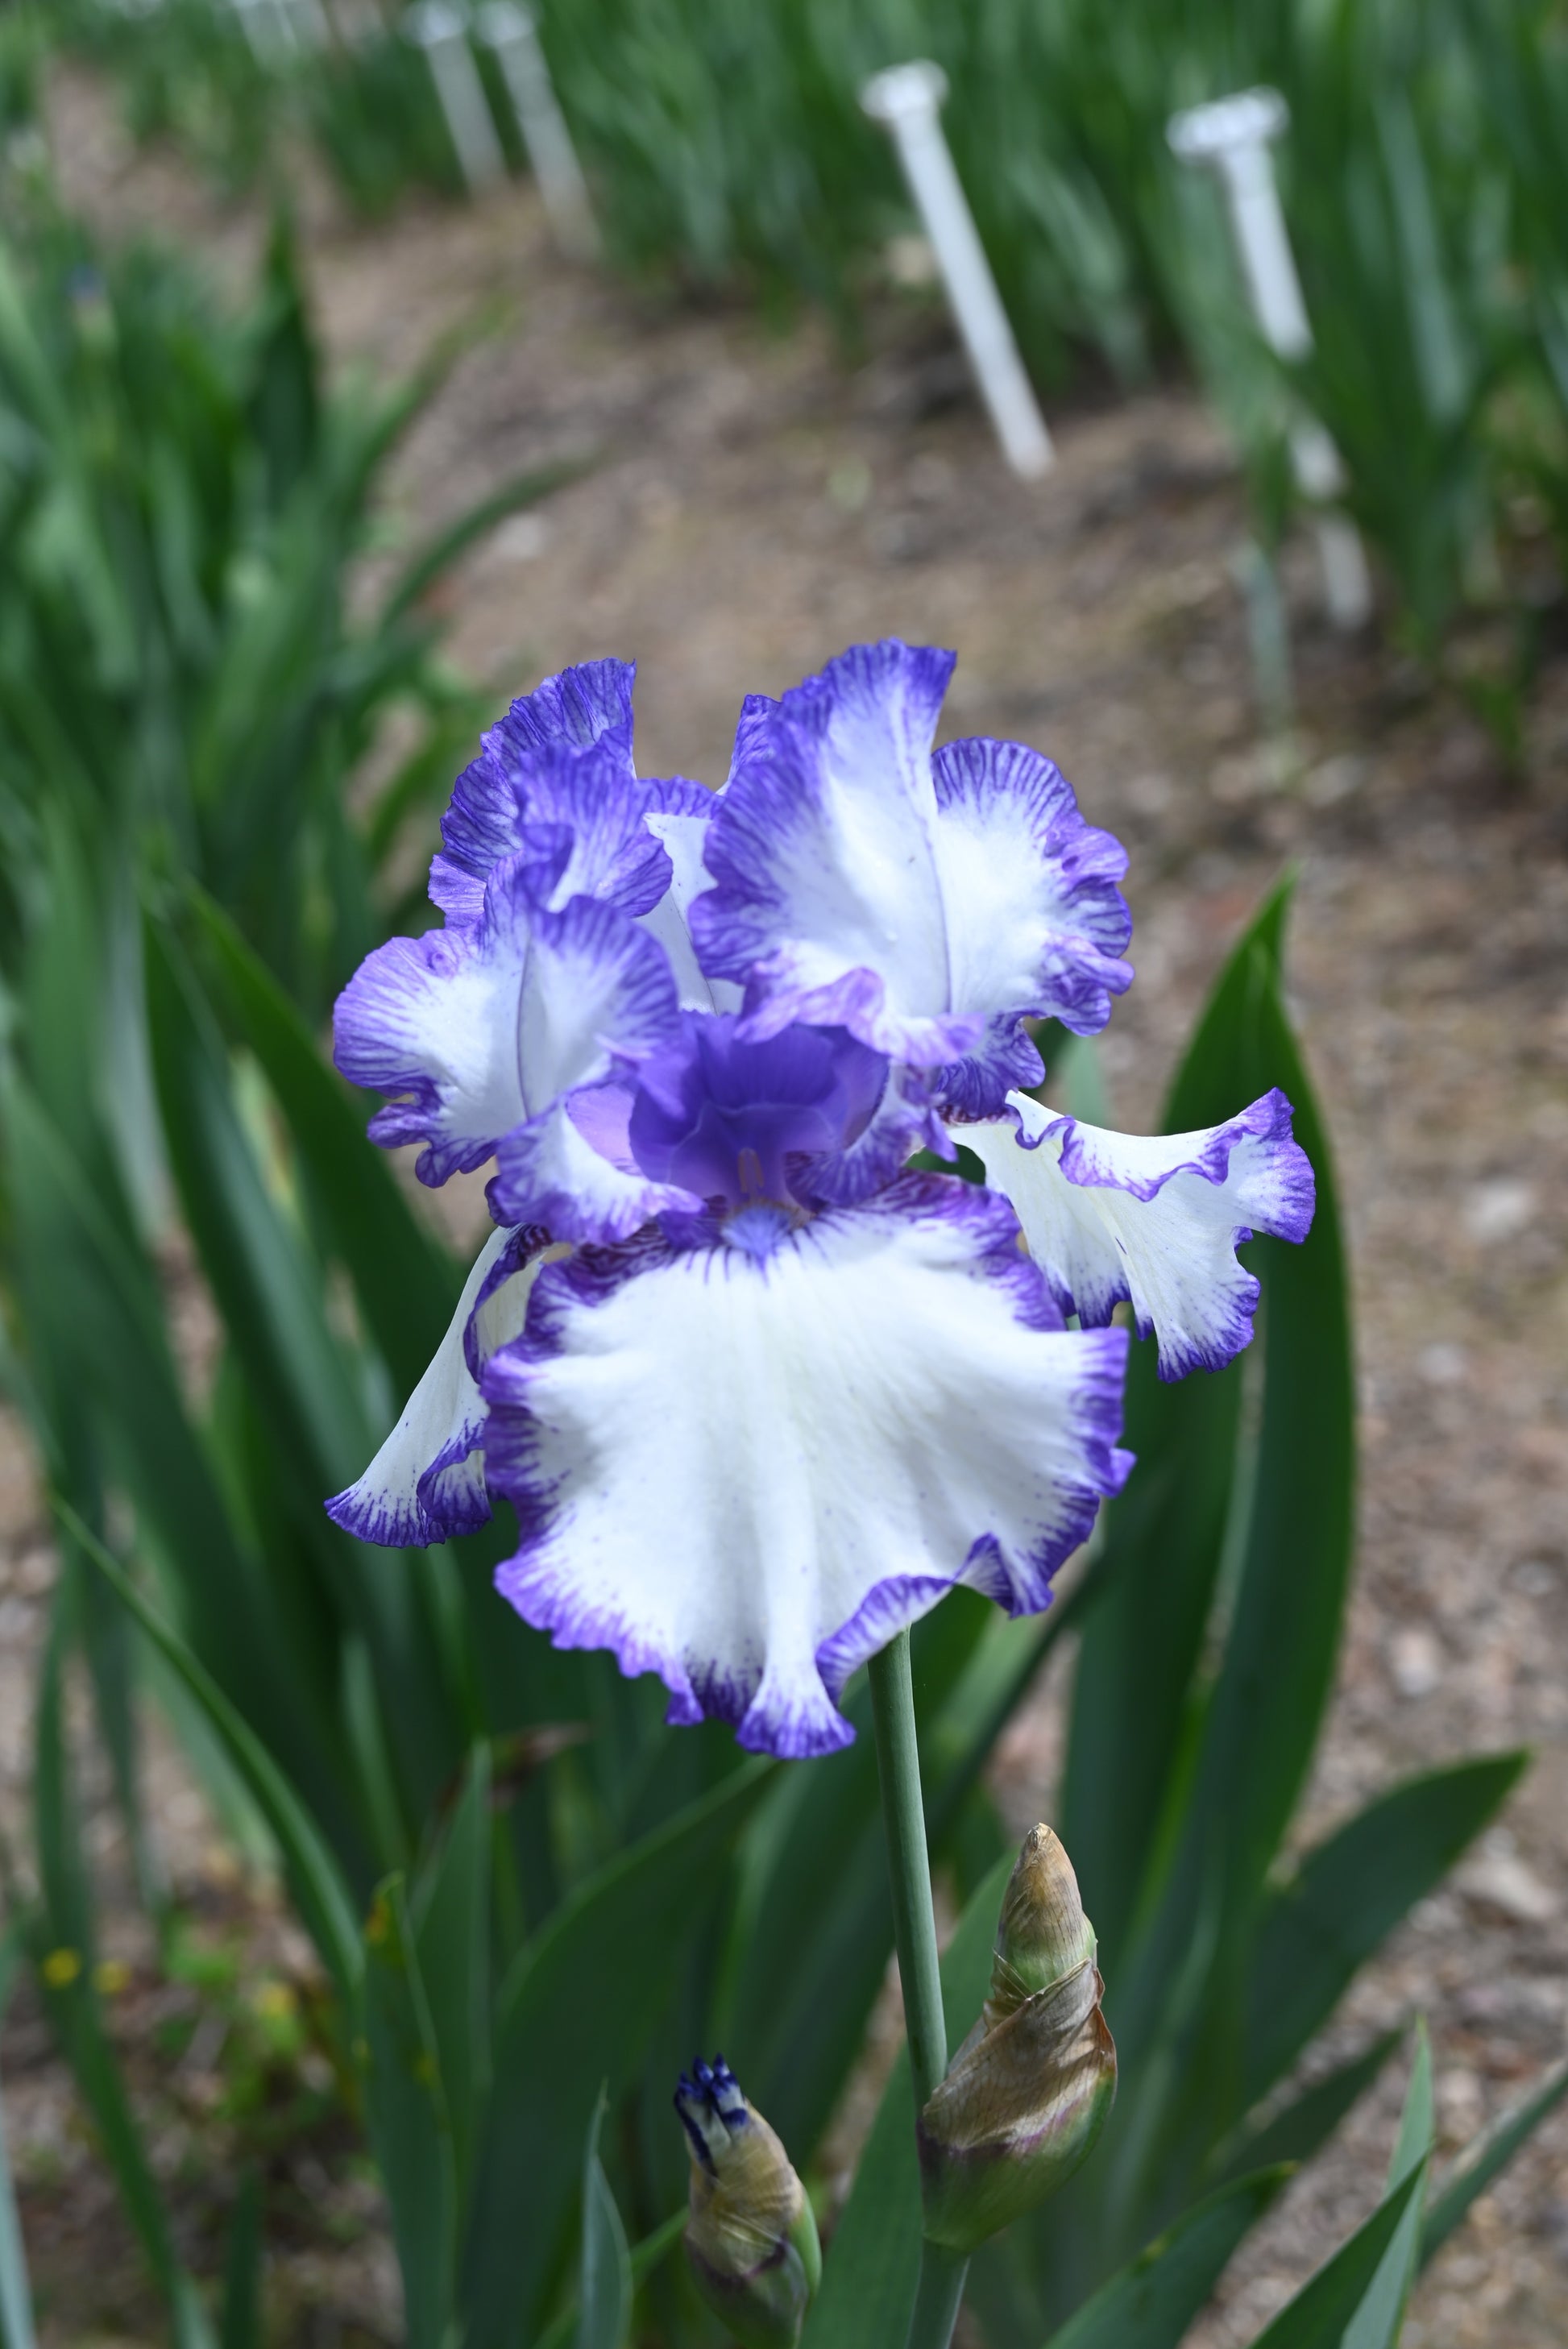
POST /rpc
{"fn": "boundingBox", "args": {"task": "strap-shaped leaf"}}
[1060,1341,1243,1978]
[144,917,462,1820]
[64,1504,363,2001]
[1216,2030,1404,2186]
[1042,2166,1292,2349]
[1342,2023,1433,2349]
[463,1762,772,2347]
[0,1934,37,2349]
[574,2090,633,2349]
[533,2212,686,2349]
[1245,2166,1425,2349]
[1111,880,1357,2078]
[2,1076,353,1853]
[1421,2055,1568,2268]
[144,915,375,1501]
[1244,1754,1525,2102]
[188,886,458,1396]
[801,1853,1012,2349]
[380,459,590,632]
[363,1876,458,2349]
[409,1744,493,2200]
[219,2173,263,2349]
[30,1591,216,2349]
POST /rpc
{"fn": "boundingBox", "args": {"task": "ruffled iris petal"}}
[487,1089,702,1241]
[930,733,1132,1049]
[481,1176,1131,1759]
[493,739,675,919]
[429,658,640,922]
[333,865,682,1189]
[962,1088,1315,1380]
[326,1226,548,1546]
[689,640,1132,1106]
[691,639,968,1062]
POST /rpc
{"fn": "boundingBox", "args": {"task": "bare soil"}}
[2,60,1565,2347]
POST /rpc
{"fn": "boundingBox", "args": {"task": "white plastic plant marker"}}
[1168,87,1372,630]
[861,61,1053,479]
[475,2,599,260]
[406,0,508,196]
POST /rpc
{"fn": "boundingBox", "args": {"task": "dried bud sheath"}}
[918,1827,1117,2252]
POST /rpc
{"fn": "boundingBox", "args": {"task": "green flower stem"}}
[868,1629,946,2107]
[905,2241,970,2349]
[867,1629,970,2349]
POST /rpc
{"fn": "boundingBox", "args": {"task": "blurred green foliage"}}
[43,0,1568,681]
[0,9,1565,2343]
[6,832,1564,2345]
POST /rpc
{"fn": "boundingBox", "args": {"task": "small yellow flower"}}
[92,1958,132,1997]
[253,1981,298,2023]
[41,1947,81,1989]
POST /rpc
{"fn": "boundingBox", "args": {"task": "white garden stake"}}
[861,61,1053,479]
[1168,88,1372,630]
[406,0,508,196]
[475,2,599,260]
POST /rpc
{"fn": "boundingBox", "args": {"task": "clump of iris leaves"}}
[0,111,1564,2349]
[41,0,1568,734]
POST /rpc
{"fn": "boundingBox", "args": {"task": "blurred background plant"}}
[1,0,1565,2343]
[47,0,1568,688]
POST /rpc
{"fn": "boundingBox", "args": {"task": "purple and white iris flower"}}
[327,640,1314,1759]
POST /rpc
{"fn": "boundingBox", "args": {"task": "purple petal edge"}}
[483,1175,1130,1757]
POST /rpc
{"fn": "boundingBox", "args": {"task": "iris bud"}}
[676,2055,822,2349]
[917,1825,1116,2253]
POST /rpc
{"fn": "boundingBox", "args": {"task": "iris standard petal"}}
[963,1089,1315,1380]
[487,738,678,919]
[690,639,968,1063]
[929,734,1132,1045]
[482,1176,1131,1759]
[428,658,639,921]
[326,1225,548,1547]
[689,641,1132,1102]
[334,865,682,1189]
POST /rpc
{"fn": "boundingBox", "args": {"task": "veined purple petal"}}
[429,658,640,922]
[931,1015,1047,1121]
[498,739,674,918]
[929,733,1133,1074]
[624,1014,890,1211]
[960,1087,1315,1380]
[326,1225,548,1547]
[427,658,712,926]
[689,641,1132,1089]
[333,865,682,1189]
[483,1175,1131,1759]
[487,1092,702,1242]
[691,639,974,1062]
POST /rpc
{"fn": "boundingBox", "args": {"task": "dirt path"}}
[4,63,1564,2346]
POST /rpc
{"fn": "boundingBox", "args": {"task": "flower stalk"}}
[867,1629,969,2349]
